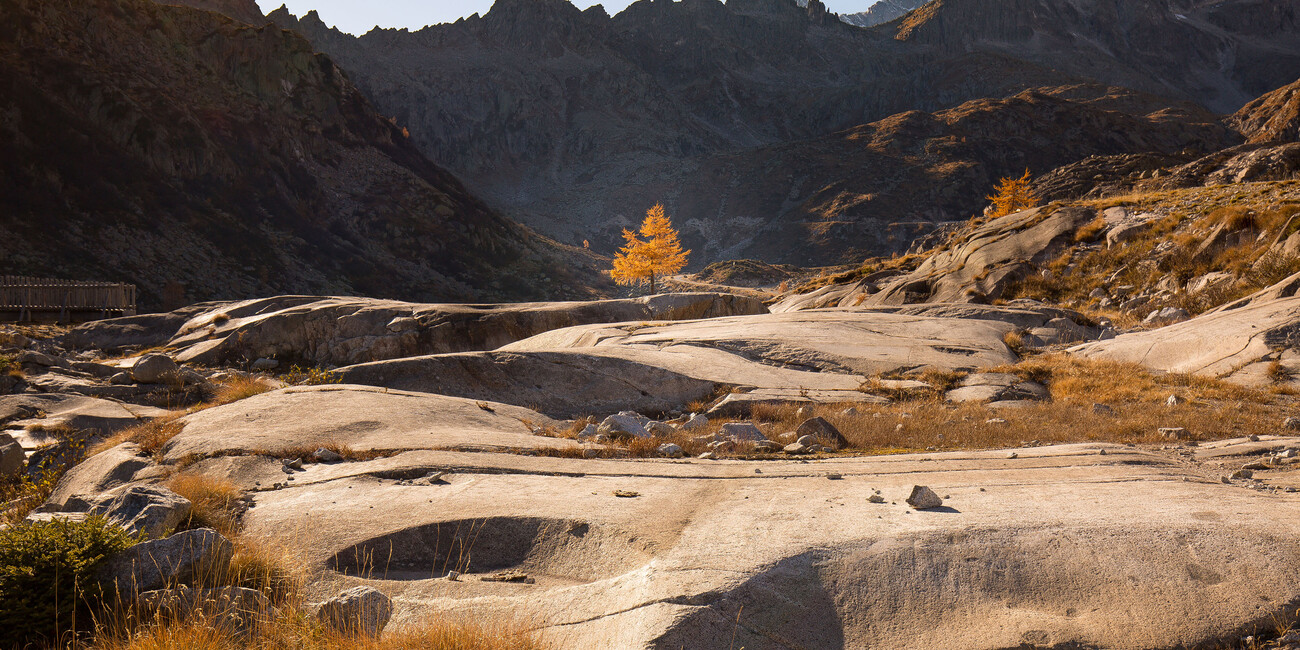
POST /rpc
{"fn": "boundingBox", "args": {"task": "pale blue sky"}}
[256,0,876,35]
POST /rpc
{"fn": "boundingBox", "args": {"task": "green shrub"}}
[0,516,137,647]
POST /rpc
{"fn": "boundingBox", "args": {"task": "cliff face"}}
[0,0,608,308]
[259,0,1300,267]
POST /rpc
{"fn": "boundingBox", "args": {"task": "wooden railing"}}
[0,276,137,321]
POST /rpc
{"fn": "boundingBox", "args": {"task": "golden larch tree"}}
[985,169,1040,218]
[611,203,690,295]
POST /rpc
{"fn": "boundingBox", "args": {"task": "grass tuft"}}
[91,415,187,458]
[165,474,243,537]
[209,377,275,408]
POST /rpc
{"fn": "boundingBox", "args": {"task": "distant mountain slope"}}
[1231,77,1300,144]
[841,0,927,27]
[888,0,1300,112]
[0,0,607,309]
[161,0,266,24]
[264,0,1300,267]
[563,86,1232,265]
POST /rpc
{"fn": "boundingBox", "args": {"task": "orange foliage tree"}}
[986,169,1040,218]
[610,203,690,295]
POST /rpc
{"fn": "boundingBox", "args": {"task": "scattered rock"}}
[597,414,650,440]
[645,421,676,437]
[1159,427,1189,440]
[679,414,708,431]
[795,417,848,449]
[906,485,944,510]
[826,473,843,480]
[0,432,23,478]
[281,457,303,470]
[698,452,717,460]
[613,490,641,498]
[131,354,179,384]
[90,485,192,539]
[0,332,32,348]
[251,358,280,371]
[576,424,600,441]
[1231,469,1254,480]
[44,442,152,509]
[99,528,233,596]
[1143,307,1190,326]
[783,443,812,455]
[18,350,72,369]
[479,571,535,584]
[317,586,393,638]
[657,443,685,458]
[721,422,766,442]
[313,448,343,463]
[1242,461,1270,471]
[1284,417,1300,431]
[109,372,134,385]
[868,494,886,503]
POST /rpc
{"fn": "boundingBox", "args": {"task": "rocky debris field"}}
[4,277,1300,648]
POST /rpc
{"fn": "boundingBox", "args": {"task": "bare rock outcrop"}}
[1231,76,1300,144]
[1071,295,1300,388]
[864,207,1096,305]
[335,310,1018,417]
[160,385,573,462]
[64,293,766,367]
[233,440,1300,650]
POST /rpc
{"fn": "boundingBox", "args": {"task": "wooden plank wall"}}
[0,276,136,315]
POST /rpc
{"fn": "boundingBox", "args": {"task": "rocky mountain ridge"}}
[840,0,928,27]
[263,0,1300,266]
[0,0,607,309]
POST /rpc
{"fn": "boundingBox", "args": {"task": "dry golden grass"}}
[88,613,550,650]
[226,537,303,606]
[166,474,243,537]
[90,415,186,457]
[22,422,77,441]
[1268,360,1294,384]
[90,377,276,458]
[988,184,1300,316]
[990,354,1261,405]
[209,376,275,407]
[86,517,543,648]
[1073,216,1107,243]
[542,354,1289,459]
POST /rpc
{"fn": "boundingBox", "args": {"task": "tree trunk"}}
[649,272,656,295]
